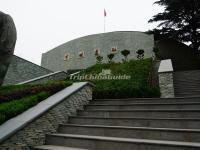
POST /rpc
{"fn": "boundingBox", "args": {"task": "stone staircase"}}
[32,97,200,150]
[174,70,200,97]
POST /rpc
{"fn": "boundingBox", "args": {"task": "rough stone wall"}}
[0,85,92,150]
[159,72,174,98]
[41,31,154,71]
[3,55,53,85]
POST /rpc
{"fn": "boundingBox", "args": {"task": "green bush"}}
[76,58,160,98]
[107,53,115,63]
[121,49,130,61]
[0,81,72,104]
[136,49,145,60]
[0,80,73,125]
[0,92,50,125]
[96,55,103,64]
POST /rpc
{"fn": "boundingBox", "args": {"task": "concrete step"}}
[174,86,200,89]
[174,80,200,83]
[58,124,200,142]
[175,92,200,95]
[31,145,90,150]
[175,84,200,86]
[175,93,200,97]
[78,109,200,118]
[174,78,200,82]
[69,117,200,129]
[173,79,200,82]
[173,70,200,97]
[174,76,200,79]
[176,95,200,98]
[174,86,200,90]
[174,85,200,88]
[174,70,200,75]
[174,78,200,81]
[86,102,200,110]
[174,90,200,93]
[174,92,200,95]
[91,98,200,105]
[91,97,200,105]
[45,133,200,150]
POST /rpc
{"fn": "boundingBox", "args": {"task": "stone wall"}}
[158,72,174,98]
[3,55,53,85]
[158,59,174,98]
[18,71,68,85]
[0,83,92,149]
[41,31,154,71]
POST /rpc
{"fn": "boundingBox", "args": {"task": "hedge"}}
[72,58,160,98]
[0,92,50,125]
[0,81,72,104]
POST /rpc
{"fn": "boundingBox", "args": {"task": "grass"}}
[70,58,160,99]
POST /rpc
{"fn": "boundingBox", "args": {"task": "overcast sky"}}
[0,0,163,65]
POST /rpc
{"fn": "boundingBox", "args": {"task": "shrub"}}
[107,53,115,63]
[96,55,103,64]
[0,92,50,125]
[136,49,144,60]
[78,58,160,99]
[0,81,72,104]
[121,49,130,61]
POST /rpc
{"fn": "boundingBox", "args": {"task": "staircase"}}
[174,70,200,97]
[32,97,200,150]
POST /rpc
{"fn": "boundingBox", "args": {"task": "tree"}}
[121,49,130,61]
[136,49,144,60]
[96,55,103,64]
[107,53,115,63]
[148,0,200,53]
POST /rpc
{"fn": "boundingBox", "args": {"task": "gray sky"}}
[0,0,163,65]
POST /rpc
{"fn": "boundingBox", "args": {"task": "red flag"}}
[104,9,106,17]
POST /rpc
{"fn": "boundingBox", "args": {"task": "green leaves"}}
[121,49,130,62]
[107,53,115,63]
[0,92,50,125]
[149,0,200,51]
[80,58,160,99]
[0,81,72,125]
[0,81,72,104]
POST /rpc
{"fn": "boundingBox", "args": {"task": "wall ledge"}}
[17,71,67,85]
[158,59,173,73]
[0,82,90,143]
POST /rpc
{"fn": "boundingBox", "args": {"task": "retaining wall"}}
[0,82,92,149]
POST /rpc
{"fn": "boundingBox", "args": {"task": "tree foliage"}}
[121,49,130,61]
[96,55,103,64]
[148,0,200,52]
[136,49,145,60]
[107,53,115,63]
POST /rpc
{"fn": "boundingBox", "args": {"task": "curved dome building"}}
[41,31,154,71]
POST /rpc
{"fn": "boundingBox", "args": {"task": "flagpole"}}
[104,9,106,33]
[104,15,105,33]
